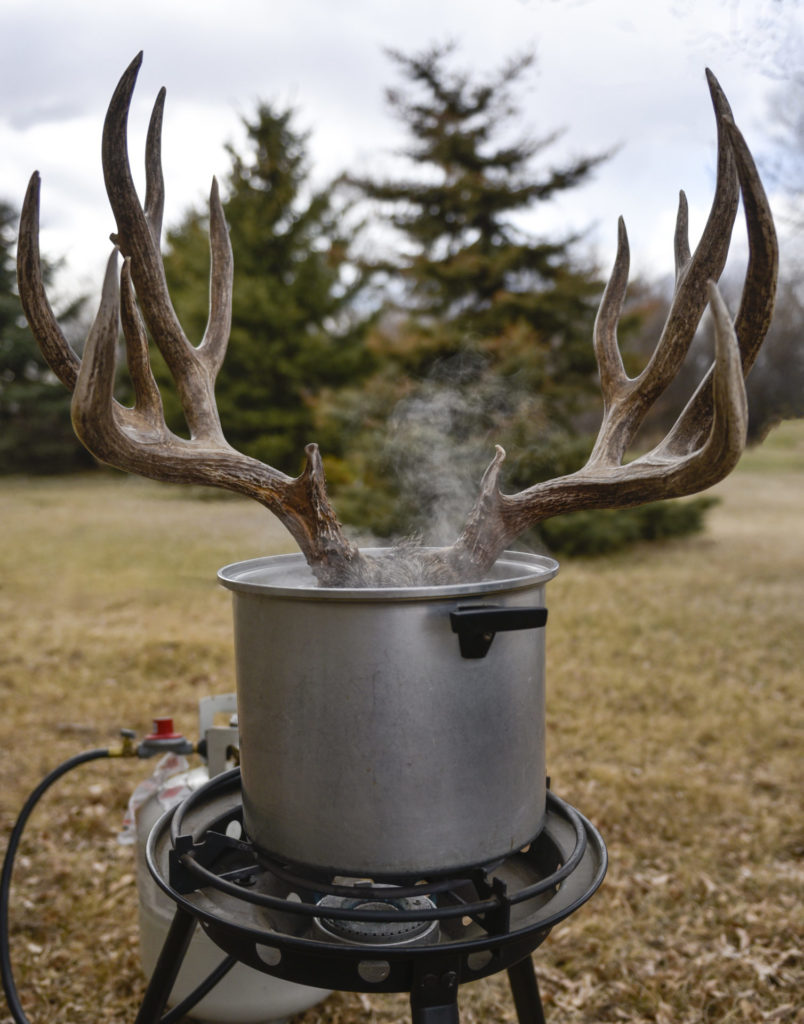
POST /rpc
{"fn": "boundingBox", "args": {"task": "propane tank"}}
[131,695,330,1024]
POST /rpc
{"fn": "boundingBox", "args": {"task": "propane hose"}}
[1,726,196,1024]
[1,747,113,1024]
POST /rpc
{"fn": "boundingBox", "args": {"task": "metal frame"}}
[136,769,606,1023]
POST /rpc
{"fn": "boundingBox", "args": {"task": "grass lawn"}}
[1,420,802,1023]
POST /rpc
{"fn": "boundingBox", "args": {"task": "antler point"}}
[122,52,145,82]
[23,172,42,211]
[479,445,506,495]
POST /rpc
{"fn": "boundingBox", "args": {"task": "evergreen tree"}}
[327,44,612,539]
[0,201,91,474]
[323,44,716,555]
[349,45,606,351]
[162,105,369,472]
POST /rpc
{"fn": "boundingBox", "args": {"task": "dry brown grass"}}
[1,421,802,1023]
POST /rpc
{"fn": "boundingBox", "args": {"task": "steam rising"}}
[341,356,534,586]
[387,380,503,545]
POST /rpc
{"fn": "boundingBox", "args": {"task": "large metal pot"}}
[218,549,558,877]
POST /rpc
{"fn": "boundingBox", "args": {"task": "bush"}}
[536,496,720,557]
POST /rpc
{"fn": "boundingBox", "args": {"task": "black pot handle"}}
[449,604,548,659]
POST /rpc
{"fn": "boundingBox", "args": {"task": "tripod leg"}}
[134,905,197,1024]
[507,956,546,1024]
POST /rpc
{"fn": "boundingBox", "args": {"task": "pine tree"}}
[162,105,369,473]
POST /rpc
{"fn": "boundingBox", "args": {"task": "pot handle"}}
[449,604,548,659]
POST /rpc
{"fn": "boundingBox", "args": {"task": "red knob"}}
[146,717,182,740]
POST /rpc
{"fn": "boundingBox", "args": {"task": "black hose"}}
[0,748,112,1024]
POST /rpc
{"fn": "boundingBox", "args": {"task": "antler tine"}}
[659,70,739,337]
[198,176,234,376]
[140,80,232,380]
[103,53,227,443]
[102,54,181,343]
[673,190,691,283]
[658,115,778,459]
[16,173,81,391]
[593,216,630,411]
[120,257,166,424]
[71,251,126,455]
[623,281,747,494]
[685,281,747,477]
[71,250,180,461]
[18,173,160,442]
[143,84,166,244]
[729,117,778,371]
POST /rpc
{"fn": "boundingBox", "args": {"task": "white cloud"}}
[2,0,797,303]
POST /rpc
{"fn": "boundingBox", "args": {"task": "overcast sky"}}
[1,0,799,303]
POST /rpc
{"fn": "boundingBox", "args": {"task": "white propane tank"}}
[132,695,330,1024]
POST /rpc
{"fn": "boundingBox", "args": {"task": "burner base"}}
[137,769,605,1022]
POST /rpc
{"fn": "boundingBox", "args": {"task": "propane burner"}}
[314,893,439,946]
[137,767,606,1024]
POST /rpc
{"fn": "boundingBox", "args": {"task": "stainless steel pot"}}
[218,549,559,877]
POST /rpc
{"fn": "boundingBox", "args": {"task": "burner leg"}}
[507,956,547,1024]
[134,905,197,1024]
[410,963,461,1024]
[409,993,460,1024]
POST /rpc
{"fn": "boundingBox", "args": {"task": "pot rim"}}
[217,548,559,602]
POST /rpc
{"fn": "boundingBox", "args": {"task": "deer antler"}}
[445,70,777,579]
[17,52,362,587]
[18,59,777,588]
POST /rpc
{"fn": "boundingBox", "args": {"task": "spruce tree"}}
[328,44,611,539]
[162,105,369,472]
[349,45,606,348]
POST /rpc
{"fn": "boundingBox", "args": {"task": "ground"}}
[0,420,802,1023]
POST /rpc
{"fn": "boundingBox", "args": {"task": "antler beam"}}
[445,71,777,579]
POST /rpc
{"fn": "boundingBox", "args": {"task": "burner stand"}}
[136,769,606,1024]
